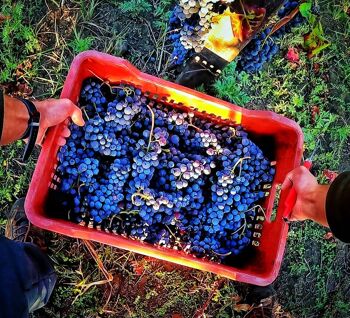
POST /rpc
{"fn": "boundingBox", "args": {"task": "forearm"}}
[1,94,29,145]
[307,184,330,227]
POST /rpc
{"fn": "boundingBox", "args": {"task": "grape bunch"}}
[56,78,275,262]
[168,6,189,65]
[168,0,221,65]
[237,0,304,73]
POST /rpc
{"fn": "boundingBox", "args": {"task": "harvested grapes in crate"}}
[56,78,275,262]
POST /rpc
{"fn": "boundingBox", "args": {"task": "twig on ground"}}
[72,240,114,310]
[193,278,226,318]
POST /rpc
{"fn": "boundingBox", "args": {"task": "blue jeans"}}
[0,236,56,318]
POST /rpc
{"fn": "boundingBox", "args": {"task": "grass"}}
[69,28,94,54]
[0,0,349,317]
[276,221,349,317]
[0,143,37,235]
[0,1,40,82]
[116,0,153,18]
[76,0,100,22]
[213,62,251,106]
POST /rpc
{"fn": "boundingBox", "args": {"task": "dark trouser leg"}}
[0,236,56,318]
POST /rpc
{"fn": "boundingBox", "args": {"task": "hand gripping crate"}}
[25,51,303,286]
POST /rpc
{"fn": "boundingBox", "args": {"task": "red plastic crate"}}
[25,51,303,286]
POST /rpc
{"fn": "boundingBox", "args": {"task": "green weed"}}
[0,143,36,233]
[281,221,345,317]
[334,299,350,315]
[0,1,40,82]
[69,29,94,54]
[102,34,128,56]
[213,62,251,106]
[152,0,173,31]
[117,0,152,18]
[77,0,100,22]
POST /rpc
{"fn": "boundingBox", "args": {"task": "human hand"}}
[33,98,85,146]
[282,166,330,227]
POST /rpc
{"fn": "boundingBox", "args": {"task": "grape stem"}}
[108,214,123,229]
[165,224,176,240]
[92,103,102,119]
[131,192,152,204]
[188,116,203,132]
[81,106,90,120]
[230,156,251,176]
[88,69,105,82]
[231,217,247,237]
[229,127,237,140]
[165,225,183,248]
[146,104,155,152]
[240,217,247,237]
[211,250,232,257]
[188,123,202,132]
[231,204,266,238]
[236,204,267,239]
[88,69,112,89]
[260,37,273,55]
[78,182,85,197]
[255,204,267,220]
[123,87,134,96]
[87,69,133,96]
[243,204,267,220]
[119,210,139,215]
